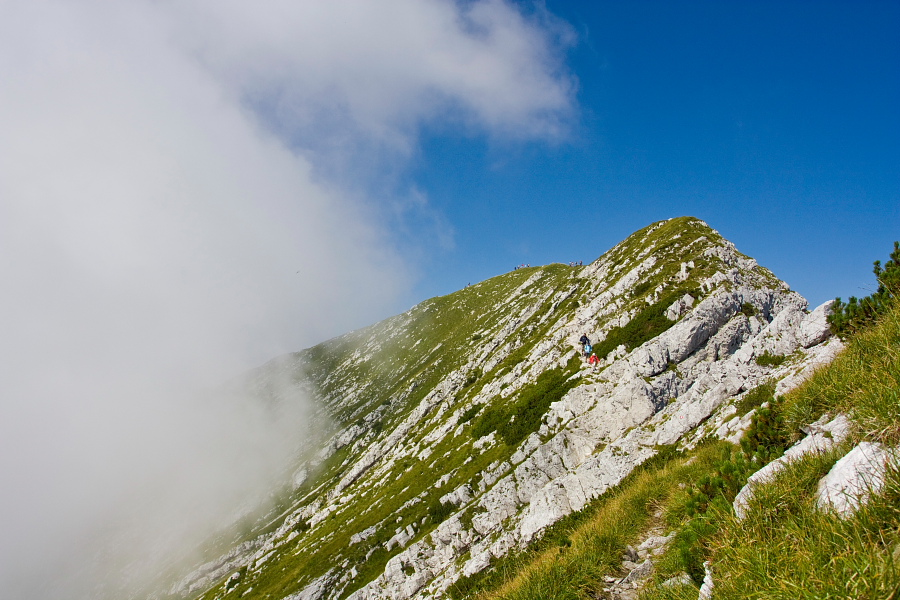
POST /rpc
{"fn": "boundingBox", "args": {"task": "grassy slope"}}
[190,217,785,600]
[468,301,900,600]
[195,265,586,600]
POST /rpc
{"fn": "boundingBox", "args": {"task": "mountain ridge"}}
[176,216,842,600]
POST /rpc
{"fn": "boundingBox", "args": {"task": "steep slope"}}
[176,217,839,600]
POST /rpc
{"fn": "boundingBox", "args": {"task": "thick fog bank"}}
[0,1,573,597]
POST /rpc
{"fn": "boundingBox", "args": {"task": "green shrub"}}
[631,279,655,299]
[683,445,751,518]
[829,240,900,337]
[667,507,721,583]
[668,395,789,582]
[740,302,757,317]
[733,380,775,416]
[592,288,692,358]
[428,501,456,525]
[754,350,785,367]
[463,368,482,388]
[470,368,578,446]
[470,400,507,439]
[740,395,789,462]
[459,404,482,424]
[496,369,577,446]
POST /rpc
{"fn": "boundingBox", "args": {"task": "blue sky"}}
[403,1,900,309]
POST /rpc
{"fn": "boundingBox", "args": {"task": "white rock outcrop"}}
[799,300,834,348]
[698,561,714,600]
[816,442,898,518]
[733,413,853,519]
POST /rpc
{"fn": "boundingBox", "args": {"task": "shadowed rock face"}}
[174,217,841,600]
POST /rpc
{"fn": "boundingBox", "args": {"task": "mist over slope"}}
[0,3,575,599]
[172,216,842,600]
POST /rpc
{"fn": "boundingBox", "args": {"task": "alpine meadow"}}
[160,217,900,600]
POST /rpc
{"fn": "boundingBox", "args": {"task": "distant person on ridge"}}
[579,333,590,357]
[589,353,599,371]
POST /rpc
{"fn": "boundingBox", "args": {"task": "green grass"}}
[641,300,900,599]
[733,380,775,417]
[448,302,900,600]
[754,350,786,368]
[655,442,900,600]
[454,444,724,600]
[784,298,900,444]
[188,217,797,600]
[471,362,580,446]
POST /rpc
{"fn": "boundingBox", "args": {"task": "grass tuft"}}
[784,299,900,444]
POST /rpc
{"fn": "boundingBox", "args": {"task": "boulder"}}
[622,559,654,584]
[799,300,834,348]
[698,561,714,600]
[816,442,898,517]
[734,413,852,519]
[638,534,673,553]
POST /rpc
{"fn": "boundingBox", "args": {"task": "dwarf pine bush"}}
[829,240,899,337]
[754,350,786,368]
[471,367,578,446]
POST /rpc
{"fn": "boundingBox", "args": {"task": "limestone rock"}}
[775,337,844,396]
[292,467,309,490]
[698,561,714,600]
[179,219,848,600]
[638,534,673,553]
[285,571,335,600]
[623,545,639,562]
[665,293,696,321]
[816,442,898,517]
[351,526,377,545]
[799,300,834,348]
[734,413,852,519]
[661,572,693,588]
[622,559,654,584]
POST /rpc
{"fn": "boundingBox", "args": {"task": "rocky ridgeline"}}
[176,218,843,600]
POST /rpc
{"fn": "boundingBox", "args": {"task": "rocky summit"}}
[174,217,842,600]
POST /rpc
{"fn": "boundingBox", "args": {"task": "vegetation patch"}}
[458,332,900,600]
[786,296,900,444]
[592,287,694,358]
[740,301,757,317]
[730,380,774,417]
[450,445,704,600]
[463,368,483,388]
[829,240,899,337]
[459,403,483,424]
[471,366,579,447]
[754,350,786,368]
[428,500,456,525]
[193,222,898,600]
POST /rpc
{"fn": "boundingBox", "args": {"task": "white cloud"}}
[0,1,574,597]
[167,0,575,149]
